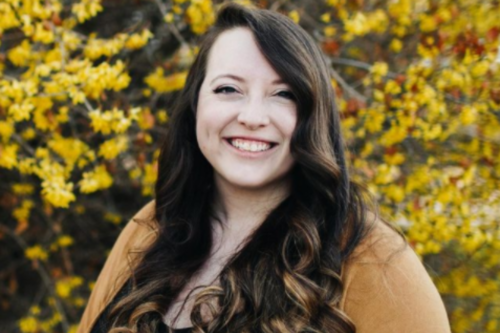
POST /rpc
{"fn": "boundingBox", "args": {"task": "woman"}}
[78,3,451,333]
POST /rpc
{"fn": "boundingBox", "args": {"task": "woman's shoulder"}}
[126,199,158,232]
[347,212,408,264]
[78,200,158,333]
[340,213,451,333]
[116,200,159,248]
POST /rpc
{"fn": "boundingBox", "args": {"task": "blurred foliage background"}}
[1,0,499,332]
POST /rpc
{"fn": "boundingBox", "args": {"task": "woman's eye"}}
[213,86,237,94]
[276,90,296,101]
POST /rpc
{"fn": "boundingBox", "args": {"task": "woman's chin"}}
[221,178,272,191]
[215,172,290,193]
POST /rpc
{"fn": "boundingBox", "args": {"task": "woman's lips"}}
[223,138,278,158]
[224,136,277,145]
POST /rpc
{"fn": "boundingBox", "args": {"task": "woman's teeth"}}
[229,139,272,152]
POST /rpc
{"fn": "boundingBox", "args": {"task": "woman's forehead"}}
[204,27,284,84]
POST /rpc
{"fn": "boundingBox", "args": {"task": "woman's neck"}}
[210,175,291,248]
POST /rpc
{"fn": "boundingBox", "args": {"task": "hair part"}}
[108,3,377,333]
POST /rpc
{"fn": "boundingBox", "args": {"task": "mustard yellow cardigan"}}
[78,200,451,333]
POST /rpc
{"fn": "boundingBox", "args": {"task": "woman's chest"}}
[162,258,227,327]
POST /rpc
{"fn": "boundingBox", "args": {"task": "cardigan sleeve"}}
[340,218,451,333]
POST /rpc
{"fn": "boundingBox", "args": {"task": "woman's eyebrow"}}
[210,74,245,84]
[210,73,285,85]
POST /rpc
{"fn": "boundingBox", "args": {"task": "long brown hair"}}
[108,3,375,333]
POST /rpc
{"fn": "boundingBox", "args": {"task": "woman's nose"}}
[236,98,270,130]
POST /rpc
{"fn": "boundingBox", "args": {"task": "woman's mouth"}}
[224,138,277,153]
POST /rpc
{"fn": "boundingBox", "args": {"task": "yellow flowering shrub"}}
[1,0,498,332]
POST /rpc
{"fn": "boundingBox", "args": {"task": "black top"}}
[90,280,193,333]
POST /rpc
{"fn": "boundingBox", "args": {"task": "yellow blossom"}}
[385,184,405,202]
[374,163,400,185]
[35,147,49,159]
[135,107,154,130]
[7,40,31,67]
[98,136,128,160]
[17,158,36,174]
[164,13,175,23]
[62,30,82,51]
[32,97,56,130]
[326,0,341,6]
[388,0,411,23]
[129,167,142,180]
[89,107,139,134]
[30,306,41,315]
[0,143,19,169]
[390,38,403,53]
[364,108,385,133]
[373,89,385,102]
[8,102,35,122]
[12,184,35,195]
[379,122,408,146]
[83,35,126,60]
[0,3,21,31]
[58,235,74,247]
[41,176,76,208]
[104,212,122,224]
[19,316,38,333]
[288,10,300,24]
[0,121,14,142]
[125,29,153,50]
[79,165,113,193]
[384,80,402,95]
[12,199,34,224]
[470,60,490,77]
[44,48,62,63]
[172,5,183,14]
[145,68,188,93]
[344,12,369,38]
[324,26,337,37]
[460,105,478,125]
[384,152,405,165]
[48,135,90,167]
[371,61,389,78]
[360,142,373,157]
[55,106,69,123]
[80,61,131,98]
[366,9,388,34]
[39,311,62,331]
[72,0,103,23]
[142,162,157,196]
[25,245,49,261]
[34,64,52,77]
[32,23,55,44]
[186,0,215,34]
[55,276,83,299]
[21,128,36,140]
[419,14,437,32]
[56,280,71,298]
[156,110,169,124]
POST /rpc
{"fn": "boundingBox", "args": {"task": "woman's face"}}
[196,27,297,192]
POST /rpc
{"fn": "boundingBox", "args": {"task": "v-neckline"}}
[159,321,193,333]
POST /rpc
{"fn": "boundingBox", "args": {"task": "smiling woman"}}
[78,3,451,333]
